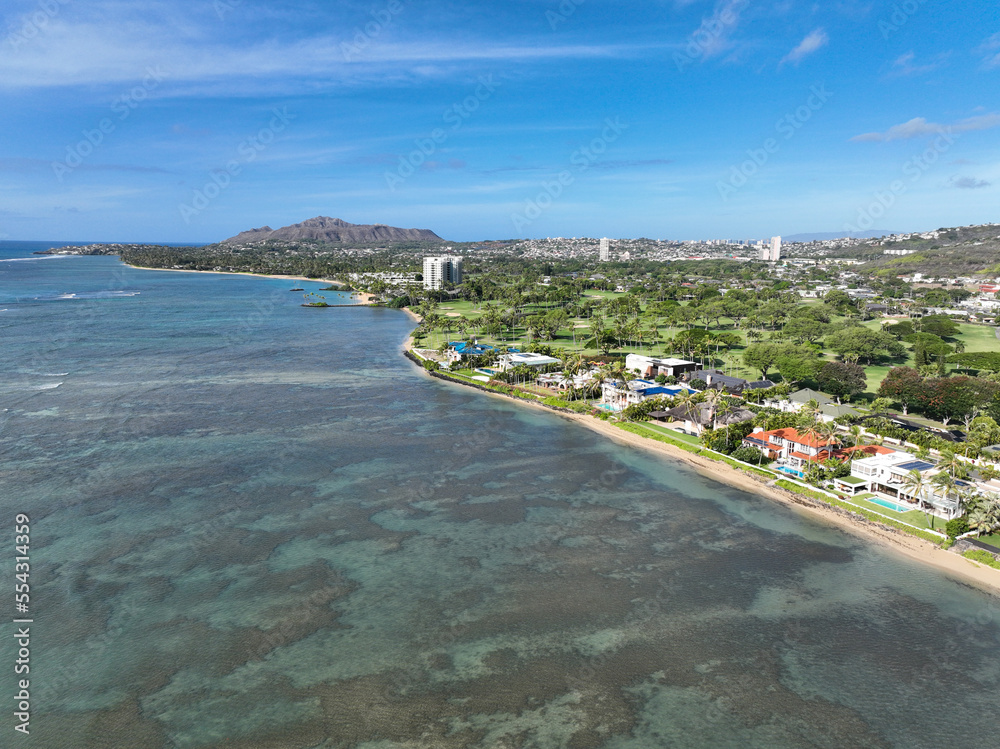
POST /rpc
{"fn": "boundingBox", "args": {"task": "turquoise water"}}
[1,242,999,748]
[867,496,917,514]
[776,466,806,479]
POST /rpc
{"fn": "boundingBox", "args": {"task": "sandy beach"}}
[126,264,376,303]
[422,367,1000,597]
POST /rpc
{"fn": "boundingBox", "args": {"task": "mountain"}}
[222,217,443,244]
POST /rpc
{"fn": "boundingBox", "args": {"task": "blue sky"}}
[1,0,998,243]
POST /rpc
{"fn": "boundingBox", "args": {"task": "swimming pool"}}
[776,466,805,478]
[866,496,914,514]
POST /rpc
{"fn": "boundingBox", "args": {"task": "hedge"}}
[962,549,1000,569]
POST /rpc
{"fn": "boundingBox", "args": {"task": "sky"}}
[1,0,998,243]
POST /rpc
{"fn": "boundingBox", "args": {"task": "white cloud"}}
[887,51,947,77]
[0,15,650,91]
[851,113,1000,142]
[780,28,828,66]
[977,32,1000,69]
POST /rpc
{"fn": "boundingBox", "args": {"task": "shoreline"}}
[418,363,1000,597]
[125,264,375,303]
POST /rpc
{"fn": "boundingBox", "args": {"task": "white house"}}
[498,352,561,372]
[847,452,963,518]
[624,354,697,379]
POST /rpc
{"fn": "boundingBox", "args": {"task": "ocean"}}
[1,241,998,748]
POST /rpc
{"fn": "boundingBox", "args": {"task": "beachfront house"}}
[741,427,838,472]
[600,380,695,411]
[444,341,494,365]
[651,402,754,436]
[846,452,964,518]
[497,351,561,372]
[535,370,596,393]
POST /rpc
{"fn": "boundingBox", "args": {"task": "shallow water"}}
[0,242,998,748]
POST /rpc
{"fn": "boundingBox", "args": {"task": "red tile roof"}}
[757,427,837,449]
[789,450,827,462]
[835,445,894,459]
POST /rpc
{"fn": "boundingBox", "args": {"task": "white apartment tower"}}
[422,256,463,290]
[599,237,610,262]
[760,236,782,261]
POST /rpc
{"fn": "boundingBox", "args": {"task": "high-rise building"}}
[599,238,610,262]
[422,256,463,290]
[760,236,782,262]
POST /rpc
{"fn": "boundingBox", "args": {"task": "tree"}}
[968,495,1000,537]
[877,367,924,415]
[918,376,1000,425]
[823,289,856,314]
[782,316,828,344]
[816,361,867,403]
[901,468,930,506]
[774,345,821,385]
[742,342,782,380]
[919,314,961,338]
[909,332,953,368]
[826,327,905,365]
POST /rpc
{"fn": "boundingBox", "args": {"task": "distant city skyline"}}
[1,1,997,243]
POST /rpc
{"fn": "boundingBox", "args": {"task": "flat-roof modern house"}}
[845,452,964,518]
[624,354,698,379]
[498,352,562,372]
[600,380,696,411]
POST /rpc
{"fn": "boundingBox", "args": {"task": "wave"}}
[0,255,67,263]
[0,381,63,392]
[33,290,140,301]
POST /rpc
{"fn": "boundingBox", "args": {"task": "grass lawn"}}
[842,494,942,531]
[974,533,1000,550]
[954,322,998,353]
[636,422,701,444]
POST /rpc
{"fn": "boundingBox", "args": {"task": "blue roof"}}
[641,387,673,395]
[450,341,494,354]
[898,460,935,471]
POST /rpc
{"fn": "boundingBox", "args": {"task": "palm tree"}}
[968,495,1000,537]
[937,449,969,480]
[931,471,958,523]
[900,468,930,506]
[702,388,724,430]
[849,424,865,448]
